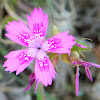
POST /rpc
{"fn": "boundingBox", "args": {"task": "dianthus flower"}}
[3,8,76,92]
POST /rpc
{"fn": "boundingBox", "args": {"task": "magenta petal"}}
[42,31,75,54]
[16,58,33,75]
[85,62,100,68]
[35,50,56,86]
[6,20,32,47]
[4,49,25,58]
[3,48,38,75]
[75,44,87,48]
[79,61,100,68]
[27,8,49,43]
[75,66,79,96]
[85,67,93,82]
[78,61,91,67]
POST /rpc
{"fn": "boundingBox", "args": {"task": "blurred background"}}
[0,0,100,100]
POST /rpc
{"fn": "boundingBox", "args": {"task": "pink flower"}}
[73,60,100,96]
[3,8,75,92]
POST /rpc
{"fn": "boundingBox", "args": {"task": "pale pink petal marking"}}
[3,48,38,75]
[75,66,79,96]
[34,50,56,86]
[42,31,76,54]
[6,20,33,47]
[85,67,93,82]
[27,8,49,44]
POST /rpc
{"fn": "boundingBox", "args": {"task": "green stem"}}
[37,83,45,100]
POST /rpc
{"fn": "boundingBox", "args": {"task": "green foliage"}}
[0,72,2,80]
[66,83,75,91]
[72,39,91,51]
[1,16,15,29]
[0,64,27,85]
[0,64,4,71]
[45,92,57,100]
[8,0,16,11]
[0,61,3,81]
[10,0,17,5]
[37,84,44,100]
[37,83,57,100]
[0,44,8,57]
[31,0,46,7]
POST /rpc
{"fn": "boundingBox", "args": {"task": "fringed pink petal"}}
[3,48,38,75]
[85,67,93,82]
[16,59,33,75]
[34,50,56,86]
[42,31,75,55]
[27,8,49,44]
[6,20,32,47]
[75,66,79,96]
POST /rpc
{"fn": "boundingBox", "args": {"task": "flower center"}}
[38,47,41,50]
